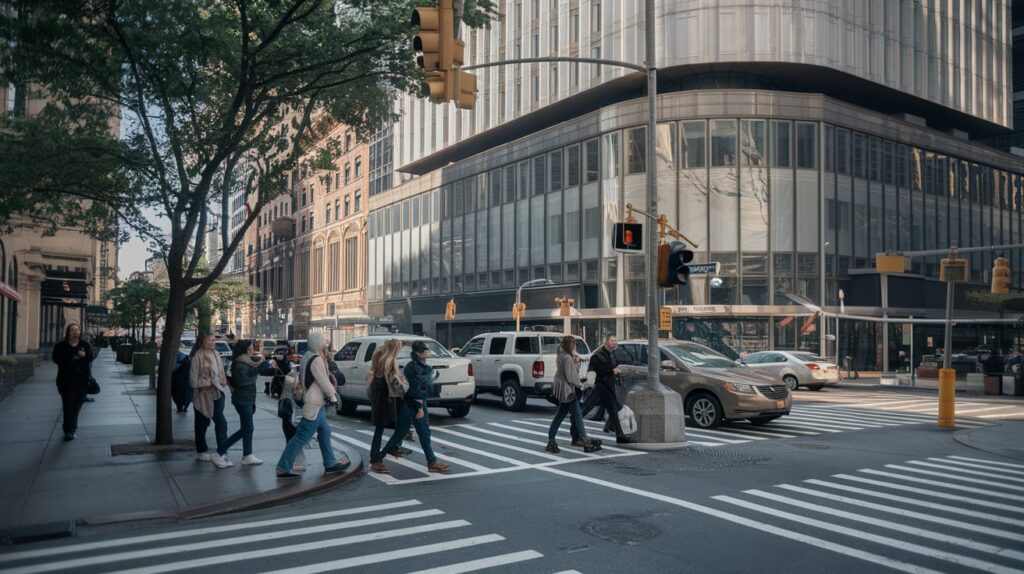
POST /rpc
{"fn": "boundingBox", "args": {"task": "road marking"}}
[352,429,494,473]
[486,423,605,458]
[9,514,455,574]
[331,433,430,478]
[789,409,903,427]
[708,426,803,439]
[859,469,1024,502]
[252,534,504,574]
[0,500,423,563]
[536,466,944,574]
[434,426,566,461]
[743,489,1024,561]
[949,455,1024,470]
[833,474,1024,514]
[906,460,1024,484]
[419,434,533,468]
[882,464,1024,491]
[513,420,635,453]
[955,405,1018,415]
[714,495,1022,574]
[403,550,544,574]
[776,483,1024,542]
[786,411,892,428]
[679,430,750,444]
[936,457,1024,477]
[754,419,845,432]
[380,452,643,485]
[802,407,937,424]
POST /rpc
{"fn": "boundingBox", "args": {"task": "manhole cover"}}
[580,515,660,545]
[597,446,768,473]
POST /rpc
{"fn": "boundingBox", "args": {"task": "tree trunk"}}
[155,287,187,445]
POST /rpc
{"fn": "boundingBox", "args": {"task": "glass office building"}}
[369,2,1023,369]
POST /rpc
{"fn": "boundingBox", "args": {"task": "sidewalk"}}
[0,349,361,539]
[954,421,1024,462]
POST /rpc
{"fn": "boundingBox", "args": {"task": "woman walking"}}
[366,339,406,474]
[218,340,266,466]
[52,323,94,442]
[381,341,450,473]
[546,336,601,453]
[191,333,232,468]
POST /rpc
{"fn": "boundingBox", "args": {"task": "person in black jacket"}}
[381,341,450,473]
[588,334,632,444]
[52,323,94,442]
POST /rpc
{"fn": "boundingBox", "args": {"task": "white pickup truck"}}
[458,331,591,411]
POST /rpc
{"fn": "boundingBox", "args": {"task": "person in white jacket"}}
[275,333,351,479]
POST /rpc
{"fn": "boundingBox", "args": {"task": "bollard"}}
[937,368,956,428]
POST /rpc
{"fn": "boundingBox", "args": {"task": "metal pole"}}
[644,0,663,392]
[909,316,915,387]
[943,281,955,371]
[938,272,956,428]
[515,286,521,332]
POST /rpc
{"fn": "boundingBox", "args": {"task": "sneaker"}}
[291,464,306,472]
[276,471,301,480]
[545,440,560,454]
[211,454,234,468]
[241,454,264,466]
[195,452,213,462]
[324,460,352,475]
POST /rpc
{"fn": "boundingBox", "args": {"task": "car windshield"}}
[215,342,230,353]
[397,339,452,359]
[791,353,826,362]
[662,342,738,368]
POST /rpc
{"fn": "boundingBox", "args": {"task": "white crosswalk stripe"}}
[0,500,548,574]
[707,455,1024,574]
[793,391,1024,420]
[326,419,642,484]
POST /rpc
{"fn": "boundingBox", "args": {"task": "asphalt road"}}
[2,386,1022,574]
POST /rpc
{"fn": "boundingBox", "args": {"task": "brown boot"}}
[370,462,390,474]
[545,440,560,453]
[580,437,602,453]
[427,461,450,473]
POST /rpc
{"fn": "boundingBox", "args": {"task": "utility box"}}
[875,253,906,273]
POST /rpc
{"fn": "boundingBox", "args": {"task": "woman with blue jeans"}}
[381,341,450,473]
[546,336,601,454]
[276,333,351,479]
[191,334,230,466]
[218,340,269,466]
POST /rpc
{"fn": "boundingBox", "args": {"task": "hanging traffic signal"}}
[445,298,456,321]
[453,69,477,110]
[512,302,526,319]
[411,0,477,109]
[555,297,574,317]
[992,257,1011,294]
[658,241,694,287]
[612,222,643,253]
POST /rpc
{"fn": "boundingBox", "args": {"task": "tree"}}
[109,278,168,342]
[1,0,496,444]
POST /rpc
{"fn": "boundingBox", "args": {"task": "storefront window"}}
[711,120,737,167]
[681,120,706,168]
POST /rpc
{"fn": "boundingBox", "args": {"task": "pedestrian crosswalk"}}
[795,391,1024,420]
[0,500,556,574]
[677,404,991,447]
[707,455,1024,574]
[329,419,643,485]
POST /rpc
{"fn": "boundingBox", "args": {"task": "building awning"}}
[41,277,88,305]
[0,281,21,302]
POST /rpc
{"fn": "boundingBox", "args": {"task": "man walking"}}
[588,335,632,444]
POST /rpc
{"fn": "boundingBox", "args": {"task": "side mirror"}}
[660,359,677,371]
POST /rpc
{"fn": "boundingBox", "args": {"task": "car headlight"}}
[723,382,756,394]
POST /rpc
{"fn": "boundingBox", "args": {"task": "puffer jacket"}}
[403,357,435,406]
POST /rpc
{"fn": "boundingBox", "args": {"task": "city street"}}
[2,386,1021,574]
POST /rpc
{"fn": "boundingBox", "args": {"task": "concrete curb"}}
[614,441,692,451]
[952,423,1024,463]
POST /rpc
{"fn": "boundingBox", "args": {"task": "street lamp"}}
[515,278,553,331]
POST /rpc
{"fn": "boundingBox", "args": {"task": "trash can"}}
[117,344,134,364]
[132,351,154,375]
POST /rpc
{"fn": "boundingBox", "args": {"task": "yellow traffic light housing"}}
[444,298,456,321]
[411,0,477,109]
[992,257,1011,294]
[555,297,574,317]
[453,69,477,110]
[512,302,526,319]
[411,6,441,71]
[875,252,906,274]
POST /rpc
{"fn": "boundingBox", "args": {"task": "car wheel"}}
[339,399,358,416]
[748,416,780,426]
[686,393,723,429]
[447,403,471,418]
[807,384,824,391]
[501,377,527,411]
[783,375,799,391]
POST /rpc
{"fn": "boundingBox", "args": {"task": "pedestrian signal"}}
[612,222,643,253]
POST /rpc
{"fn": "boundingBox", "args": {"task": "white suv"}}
[332,335,475,418]
[459,331,591,411]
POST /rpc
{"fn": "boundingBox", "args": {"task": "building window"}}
[325,203,331,224]
[329,242,341,292]
[567,144,580,187]
[344,196,351,216]
[585,139,599,182]
[354,190,362,212]
[591,1,601,33]
[796,122,817,169]
[301,191,307,206]
[627,127,646,174]
[345,237,359,290]
[711,120,737,167]
[335,199,340,220]
[771,121,791,168]
[344,164,351,184]
[681,121,706,168]
[355,158,362,178]
[309,214,314,229]
[345,132,352,151]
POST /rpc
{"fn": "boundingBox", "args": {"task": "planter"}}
[917,367,939,379]
[983,375,1002,396]
[132,351,154,375]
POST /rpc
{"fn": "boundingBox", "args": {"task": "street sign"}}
[939,258,969,283]
[687,262,720,275]
[659,307,672,331]
[612,222,643,253]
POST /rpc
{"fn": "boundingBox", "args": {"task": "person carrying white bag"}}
[617,404,638,435]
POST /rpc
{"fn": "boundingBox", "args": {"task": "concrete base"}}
[963,374,987,394]
[625,388,687,445]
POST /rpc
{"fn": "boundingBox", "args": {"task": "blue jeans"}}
[276,407,338,472]
[383,400,437,464]
[195,395,228,453]
[220,402,255,456]
[549,395,587,441]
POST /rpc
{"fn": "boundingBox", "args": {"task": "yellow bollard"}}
[937,368,956,428]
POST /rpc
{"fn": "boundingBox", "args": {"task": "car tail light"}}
[532,360,544,378]
[805,363,820,371]
[467,363,474,377]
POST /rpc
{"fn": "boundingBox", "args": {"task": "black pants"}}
[593,382,625,437]
[580,389,605,421]
[60,391,86,435]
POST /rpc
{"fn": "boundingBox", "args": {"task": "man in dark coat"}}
[587,335,632,444]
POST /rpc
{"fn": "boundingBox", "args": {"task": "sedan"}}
[615,340,791,429]
[741,351,840,391]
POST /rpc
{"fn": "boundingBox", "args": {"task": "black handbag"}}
[87,376,101,395]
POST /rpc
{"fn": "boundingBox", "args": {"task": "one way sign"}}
[687,262,720,275]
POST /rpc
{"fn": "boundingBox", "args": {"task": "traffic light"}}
[992,257,1011,294]
[657,241,694,287]
[411,0,477,109]
[512,302,526,319]
[556,297,574,317]
[445,298,456,321]
[612,222,643,253]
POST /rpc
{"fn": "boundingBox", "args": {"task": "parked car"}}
[215,341,233,377]
[614,339,791,429]
[288,339,308,364]
[332,335,475,418]
[458,331,592,411]
[258,339,287,353]
[741,351,840,391]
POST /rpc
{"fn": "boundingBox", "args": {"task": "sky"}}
[118,206,169,280]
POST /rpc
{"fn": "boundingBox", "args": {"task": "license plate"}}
[776,400,786,409]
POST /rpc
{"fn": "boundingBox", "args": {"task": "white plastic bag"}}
[618,405,638,435]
